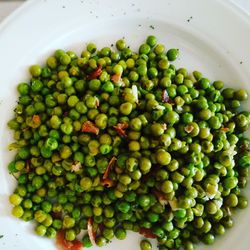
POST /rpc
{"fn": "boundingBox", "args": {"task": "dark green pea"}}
[203,233,215,245]
[167,48,179,61]
[138,194,151,208]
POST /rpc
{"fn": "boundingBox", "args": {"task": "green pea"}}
[9,194,23,206]
[114,228,126,240]
[138,195,151,208]
[120,102,133,115]
[161,180,174,193]
[155,150,171,165]
[79,176,93,191]
[238,196,248,209]
[234,89,248,101]
[29,64,42,77]
[95,236,107,247]
[146,35,157,47]
[35,224,47,236]
[140,239,152,250]
[116,39,126,51]
[167,48,179,61]
[11,205,24,218]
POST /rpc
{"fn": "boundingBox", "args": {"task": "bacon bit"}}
[81,121,99,135]
[220,127,230,132]
[25,160,30,173]
[32,115,40,125]
[101,178,115,187]
[111,72,122,84]
[113,122,129,137]
[87,218,96,246]
[103,157,117,180]
[162,89,170,103]
[139,228,157,239]
[184,124,194,133]
[152,189,168,207]
[71,161,82,172]
[56,230,82,250]
[87,66,102,80]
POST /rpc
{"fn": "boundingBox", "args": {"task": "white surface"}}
[0,0,250,250]
[0,1,249,23]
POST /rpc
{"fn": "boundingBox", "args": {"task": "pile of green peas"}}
[7,35,250,250]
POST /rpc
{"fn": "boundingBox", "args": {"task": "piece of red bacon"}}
[101,178,115,188]
[103,157,117,180]
[139,228,157,239]
[113,122,129,137]
[81,121,99,135]
[87,66,102,80]
[56,230,82,250]
[110,72,122,84]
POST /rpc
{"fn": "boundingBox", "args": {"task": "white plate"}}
[0,0,250,249]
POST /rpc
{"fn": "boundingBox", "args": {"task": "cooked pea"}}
[140,239,152,250]
[234,89,248,101]
[120,102,133,115]
[155,150,171,165]
[29,65,42,77]
[167,48,179,61]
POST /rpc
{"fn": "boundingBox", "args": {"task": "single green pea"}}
[140,239,152,250]
[116,39,126,51]
[29,65,42,77]
[234,89,248,101]
[35,224,47,236]
[167,48,179,61]
[146,35,157,47]
[114,228,127,240]
[161,180,174,193]
[155,150,171,166]
[9,194,23,206]
[12,205,24,218]
[120,102,133,115]
[138,194,151,208]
